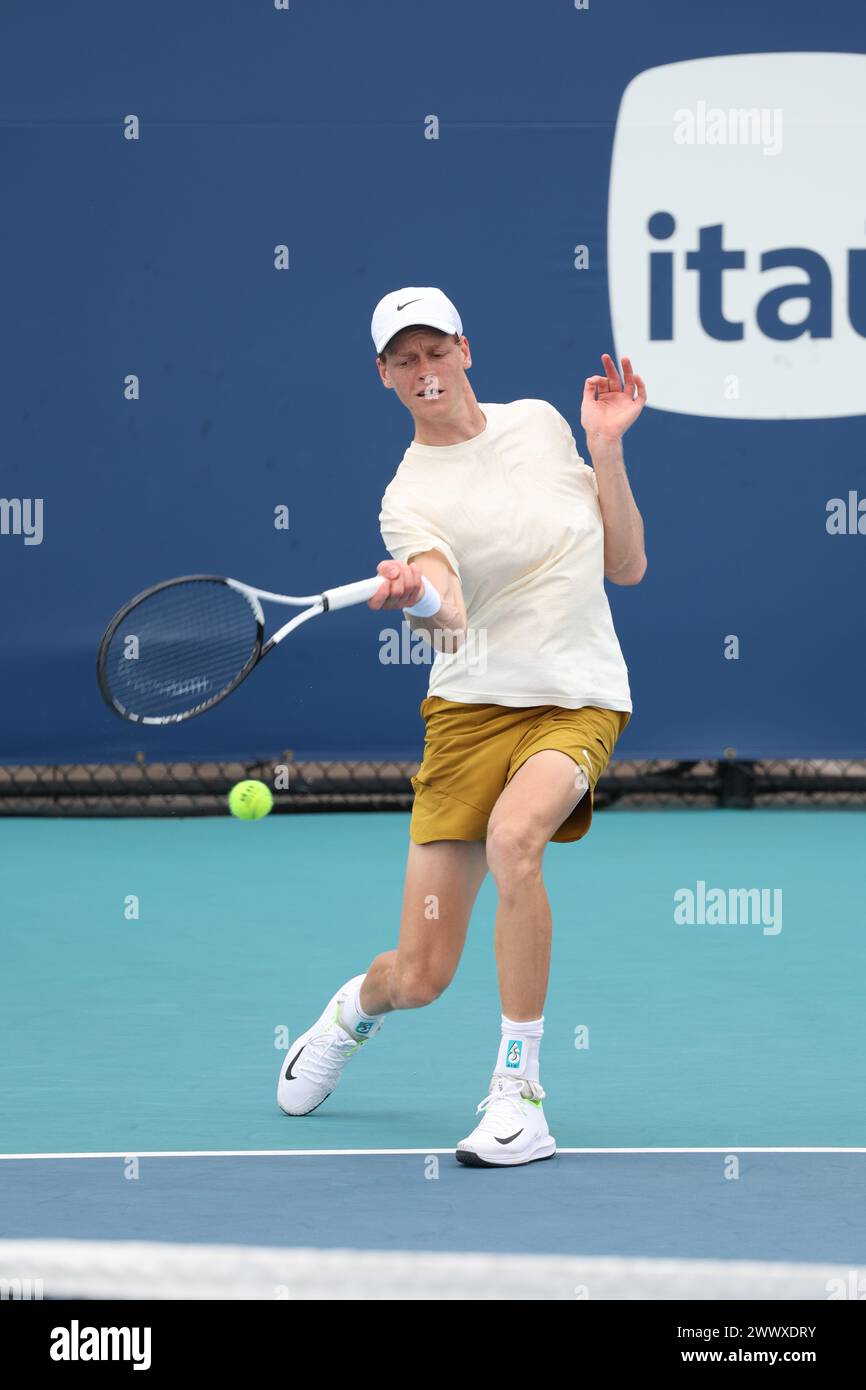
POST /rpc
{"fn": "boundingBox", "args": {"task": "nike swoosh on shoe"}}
[284,1046,305,1081]
[494,1129,524,1145]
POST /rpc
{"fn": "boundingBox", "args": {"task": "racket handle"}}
[322,576,383,610]
[322,574,443,615]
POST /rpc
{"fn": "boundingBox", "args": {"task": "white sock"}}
[495,1014,544,1083]
[337,974,383,1040]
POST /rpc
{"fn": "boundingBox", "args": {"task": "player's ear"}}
[376,356,394,389]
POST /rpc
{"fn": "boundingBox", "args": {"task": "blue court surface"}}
[1,809,864,1299]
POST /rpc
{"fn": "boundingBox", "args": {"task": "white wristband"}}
[403,576,442,618]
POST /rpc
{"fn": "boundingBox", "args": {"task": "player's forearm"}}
[586,435,647,583]
[403,552,468,646]
[405,598,467,647]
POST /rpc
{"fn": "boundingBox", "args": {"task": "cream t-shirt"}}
[378,398,632,711]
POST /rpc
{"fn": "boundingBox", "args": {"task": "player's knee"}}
[391,965,449,1010]
[485,820,543,885]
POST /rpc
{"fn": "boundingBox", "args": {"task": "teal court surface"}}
[2,809,864,1299]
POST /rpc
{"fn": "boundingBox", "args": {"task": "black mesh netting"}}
[1,757,864,816]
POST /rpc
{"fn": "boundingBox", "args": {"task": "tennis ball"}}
[228,779,273,820]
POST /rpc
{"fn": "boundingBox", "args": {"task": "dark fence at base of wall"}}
[1,757,865,816]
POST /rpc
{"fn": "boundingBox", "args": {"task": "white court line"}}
[1,1146,864,1160]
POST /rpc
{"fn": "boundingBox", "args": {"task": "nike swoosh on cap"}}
[396,298,423,311]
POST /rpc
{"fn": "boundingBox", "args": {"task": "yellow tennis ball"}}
[228,779,273,820]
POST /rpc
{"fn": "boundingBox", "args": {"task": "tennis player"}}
[278,287,647,1166]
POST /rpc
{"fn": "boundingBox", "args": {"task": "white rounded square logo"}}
[608,54,866,419]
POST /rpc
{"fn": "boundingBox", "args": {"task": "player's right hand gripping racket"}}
[96,572,441,725]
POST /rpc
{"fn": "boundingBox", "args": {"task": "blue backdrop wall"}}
[1,1,863,763]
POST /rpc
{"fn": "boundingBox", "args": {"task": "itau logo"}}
[608,54,866,419]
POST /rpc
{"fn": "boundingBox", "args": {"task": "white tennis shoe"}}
[456,1074,557,1167]
[277,975,383,1116]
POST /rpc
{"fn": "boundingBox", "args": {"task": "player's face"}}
[377,330,471,418]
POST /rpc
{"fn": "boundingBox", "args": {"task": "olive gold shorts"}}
[409,697,631,845]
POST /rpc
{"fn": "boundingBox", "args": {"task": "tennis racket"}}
[96,571,440,725]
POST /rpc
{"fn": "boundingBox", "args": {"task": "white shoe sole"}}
[455,1136,557,1168]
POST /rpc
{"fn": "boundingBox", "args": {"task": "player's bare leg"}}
[361,839,488,1013]
[277,839,487,1115]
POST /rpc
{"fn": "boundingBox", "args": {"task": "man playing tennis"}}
[278,287,647,1166]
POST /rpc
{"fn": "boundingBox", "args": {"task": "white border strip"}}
[0,1239,857,1301]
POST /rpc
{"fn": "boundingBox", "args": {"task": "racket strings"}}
[102,580,260,720]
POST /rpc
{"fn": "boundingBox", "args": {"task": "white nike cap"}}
[371,286,463,355]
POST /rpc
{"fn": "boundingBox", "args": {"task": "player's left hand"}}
[581,354,647,444]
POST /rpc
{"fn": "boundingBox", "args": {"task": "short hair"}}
[377,325,461,363]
